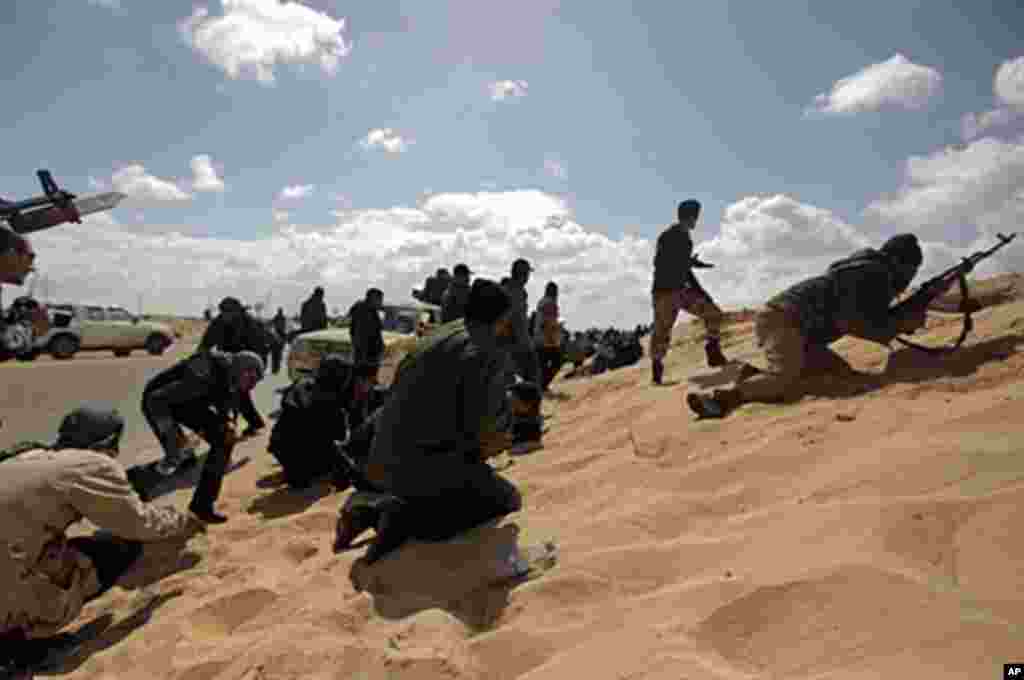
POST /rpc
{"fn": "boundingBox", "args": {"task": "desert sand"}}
[55,274,1023,680]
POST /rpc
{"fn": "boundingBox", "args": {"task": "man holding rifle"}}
[686,232,1017,419]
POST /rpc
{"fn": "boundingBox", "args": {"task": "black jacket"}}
[348,300,384,361]
[143,351,237,422]
[440,280,471,323]
[199,312,269,356]
[300,296,328,332]
[652,223,695,291]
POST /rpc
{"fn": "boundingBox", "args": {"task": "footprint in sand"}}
[282,541,319,564]
[188,588,280,637]
[291,511,337,533]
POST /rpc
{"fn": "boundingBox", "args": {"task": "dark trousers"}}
[142,392,233,511]
[237,390,265,431]
[511,343,541,386]
[270,344,283,374]
[538,347,563,391]
[68,536,144,601]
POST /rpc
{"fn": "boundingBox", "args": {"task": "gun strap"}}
[893,271,973,355]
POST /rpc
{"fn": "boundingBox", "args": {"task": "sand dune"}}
[54,273,1024,679]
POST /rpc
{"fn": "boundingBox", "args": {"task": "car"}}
[32,304,176,359]
[286,302,442,382]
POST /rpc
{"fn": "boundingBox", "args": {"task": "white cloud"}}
[360,128,412,154]
[489,79,529,101]
[87,0,120,8]
[190,154,226,192]
[961,56,1024,141]
[544,156,567,180]
[806,54,942,116]
[111,165,191,202]
[87,176,108,191]
[178,0,352,84]
[278,184,315,200]
[272,209,290,223]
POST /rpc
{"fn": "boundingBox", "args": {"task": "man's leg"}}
[66,536,144,603]
[142,386,195,473]
[687,307,806,418]
[177,406,232,523]
[678,284,728,367]
[649,290,681,384]
[271,344,283,374]
[237,390,265,435]
[414,463,522,542]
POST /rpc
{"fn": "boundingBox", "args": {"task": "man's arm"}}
[456,350,507,459]
[197,317,223,352]
[57,453,191,541]
[834,264,920,345]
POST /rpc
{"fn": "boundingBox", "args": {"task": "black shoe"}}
[189,504,228,524]
[705,340,728,368]
[651,359,664,385]
[686,392,726,419]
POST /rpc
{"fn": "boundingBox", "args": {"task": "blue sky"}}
[2,1,1022,325]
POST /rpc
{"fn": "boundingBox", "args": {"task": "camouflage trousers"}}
[728,306,853,404]
[650,286,723,361]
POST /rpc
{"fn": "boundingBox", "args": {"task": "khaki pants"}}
[731,307,852,404]
[650,287,723,361]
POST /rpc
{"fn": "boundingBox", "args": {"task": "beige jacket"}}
[0,448,189,638]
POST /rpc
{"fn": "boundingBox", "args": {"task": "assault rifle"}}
[890,232,1018,354]
[1,170,82,233]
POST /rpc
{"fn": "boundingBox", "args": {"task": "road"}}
[0,345,292,468]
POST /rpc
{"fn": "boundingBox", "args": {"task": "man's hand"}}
[690,253,714,269]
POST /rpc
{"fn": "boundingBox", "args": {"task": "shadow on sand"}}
[348,522,534,632]
[246,479,334,520]
[126,454,251,503]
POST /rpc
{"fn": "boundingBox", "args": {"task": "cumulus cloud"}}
[360,128,412,153]
[806,54,942,116]
[278,184,315,200]
[178,0,352,84]
[190,154,226,192]
[544,156,567,180]
[489,79,529,101]
[961,56,1024,140]
[111,165,191,202]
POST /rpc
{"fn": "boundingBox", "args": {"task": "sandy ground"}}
[24,274,1024,679]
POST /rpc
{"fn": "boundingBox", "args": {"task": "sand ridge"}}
[52,274,1024,679]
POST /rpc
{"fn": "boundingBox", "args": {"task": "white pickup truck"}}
[33,304,176,360]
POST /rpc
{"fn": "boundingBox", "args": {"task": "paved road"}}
[0,346,292,468]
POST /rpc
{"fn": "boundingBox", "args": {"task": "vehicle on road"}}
[30,304,176,360]
[286,302,441,382]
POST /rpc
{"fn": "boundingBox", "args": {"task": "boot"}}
[651,359,664,385]
[189,502,228,524]
[705,338,728,368]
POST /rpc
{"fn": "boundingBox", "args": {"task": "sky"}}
[1,0,1022,327]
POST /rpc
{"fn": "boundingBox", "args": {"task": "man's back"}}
[652,223,694,291]
[367,320,506,495]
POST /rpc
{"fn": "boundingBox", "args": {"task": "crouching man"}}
[142,350,265,523]
[268,356,384,490]
[334,279,520,563]
[0,407,197,662]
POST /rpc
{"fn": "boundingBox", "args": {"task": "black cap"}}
[57,406,124,450]
[881,233,923,268]
[511,258,533,275]
[453,263,472,277]
[465,278,511,324]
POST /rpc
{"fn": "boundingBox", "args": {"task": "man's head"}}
[453,263,472,283]
[544,281,558,298]
[0,228,36,285]
[56,406,125,456]
[436,268,451,280]
[313,286,325,298]
[677,199,701,228]
[230,351,265,392]
[465,278,513,336]
[880,233,923,294]
[511,258,533,284]
[315,354,354,395]
[366,287,384,308]
[218,296,244,320]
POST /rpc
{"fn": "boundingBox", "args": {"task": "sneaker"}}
[686,392,725,419]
